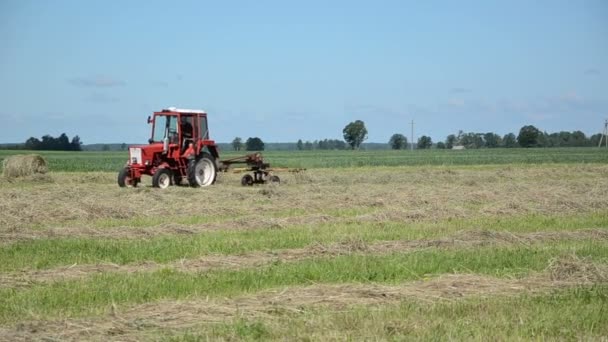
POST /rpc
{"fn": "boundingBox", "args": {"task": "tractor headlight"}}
[145,160,150,166]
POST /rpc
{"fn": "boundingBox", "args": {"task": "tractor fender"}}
[155,162,171,173]
[207,145,220,160]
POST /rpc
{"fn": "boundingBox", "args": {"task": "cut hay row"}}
[1,228,606,289]
[0,213,339,246]
[1,164,607,241]
[0,255,605,342]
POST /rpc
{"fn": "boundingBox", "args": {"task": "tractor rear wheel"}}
[188,153,217,187]
[152,168,172,189]
[118,168,138,187]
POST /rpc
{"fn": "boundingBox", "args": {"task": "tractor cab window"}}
[152,115,178,143]
[200,116,209,140]
[180,116,194,139]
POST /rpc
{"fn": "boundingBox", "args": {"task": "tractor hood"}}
[128,143,163,165]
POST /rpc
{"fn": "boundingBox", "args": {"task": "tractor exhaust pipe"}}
[163,136,169,153]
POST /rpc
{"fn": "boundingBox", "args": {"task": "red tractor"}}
[118,107,219,189]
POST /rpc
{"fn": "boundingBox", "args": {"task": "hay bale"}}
[2,154,48,178]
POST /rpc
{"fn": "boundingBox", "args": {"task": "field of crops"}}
[0,148,607,340]
[0,147,607,172]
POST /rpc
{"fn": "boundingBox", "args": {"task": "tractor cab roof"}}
[161,107,207,115]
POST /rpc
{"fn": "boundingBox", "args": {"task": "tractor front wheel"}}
[152,168,172,189]
[188,153,217,187]
[118,168,138,187]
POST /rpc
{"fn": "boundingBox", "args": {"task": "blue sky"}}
[0,0,606,144]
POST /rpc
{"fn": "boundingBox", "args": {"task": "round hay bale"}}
[2,154,48,178]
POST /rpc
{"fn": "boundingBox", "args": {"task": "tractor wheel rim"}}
[195,159,214,186]
[158,173,170,189]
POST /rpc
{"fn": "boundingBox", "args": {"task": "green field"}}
[0,149,607,340]
[0,147,607,172]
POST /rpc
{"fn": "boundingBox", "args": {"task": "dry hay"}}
[2,228,606,289]
[1,154,48,179]
[1,164,608,239]
[0,213,338,245]
[548,253,608,283]
[1,255,606,342]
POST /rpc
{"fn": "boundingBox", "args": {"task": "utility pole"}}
[410,120,414,151]
[599,119,608,148]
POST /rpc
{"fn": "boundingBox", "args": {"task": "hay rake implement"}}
[219,153,305,186]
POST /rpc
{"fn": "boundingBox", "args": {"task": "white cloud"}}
[450,87,471,93]
[68,75,126,87]
[447,98,465,107]
[584,68,600,75]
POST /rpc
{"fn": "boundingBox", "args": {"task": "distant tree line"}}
[231,137,265,151]
[435,126,602,149]
[295,139,348,150]
[23,133,82,151]
[223,123,604,154]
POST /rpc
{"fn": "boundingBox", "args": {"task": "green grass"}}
[0,240,606,323]
[186,286,608,341]
[1,212,607,272]
[1,147,607,172]
[0,154,606,338]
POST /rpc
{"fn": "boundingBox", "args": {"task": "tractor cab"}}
[118,107,219,189]
[149,108,209,153]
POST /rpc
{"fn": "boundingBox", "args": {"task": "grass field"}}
[0,148,607,340]
[1,147,607,172]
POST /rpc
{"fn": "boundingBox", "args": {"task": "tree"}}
[120,143,127,151]
[459,132,484,149]
[571,131,587,147]
[71,136,83,151]
[23,134,82,151]
[304,141,313,150]
[25,137,41,150]
[502,133,517,148]
[590,133,603,147]
[417,135,432,149]
[446,134,457,149]
[436,141,446,149]
[102,144,110,151]
[518,125,540,147]
[57,133,70,150]
[232,137,243,151]
[483,133,501,148]
[296,139,303,150]
[342,120,368,149]
[245,137,264,151]
[41,135,55,150]
[537,131,550,147]
[388,133,408,150]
